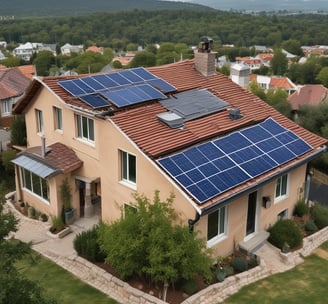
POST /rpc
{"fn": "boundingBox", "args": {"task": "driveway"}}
[309,179,328,206]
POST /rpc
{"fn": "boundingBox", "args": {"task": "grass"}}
[16,251,118,304]
[223,242,328,304]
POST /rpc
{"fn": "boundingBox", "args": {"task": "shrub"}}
[73,225,105,262]
[50,215,65,233]
[268,219,303,250]
[310,203,328,229]
[304,220,318,235]
[181,278,198,295]
[293,199,309,217]
[231,257,248,273]
[27,206,36,218]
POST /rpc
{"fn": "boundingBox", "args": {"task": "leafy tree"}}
[0,198,56,304]
[281,39,302,56]
[98,191,213,301]
[33,50,55,76]
[1,56,22,67]
[10,115,27,146]
[112,60,122,69]
[270,48,288,76]
[266,88,291,117]
[128,51,156,68]
[316,66,328,88]
[248,81,267,101]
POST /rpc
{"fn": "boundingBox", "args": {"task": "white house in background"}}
[13,42,35,61]
[0,50,6,61]
[60,43,84,56]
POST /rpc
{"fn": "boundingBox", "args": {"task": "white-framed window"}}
[275,174,288,201]
[76,114,94,143]
[36,109,44,133]
[207,205,227,246]
[21,168,50,202]
[54,107,63,131]
[278,209,288,220]
[1,98,12,116]
[120,150,136,185]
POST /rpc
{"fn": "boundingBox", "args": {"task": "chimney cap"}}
[198,37,213,53]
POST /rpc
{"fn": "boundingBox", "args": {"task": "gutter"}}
[200,146,327,216]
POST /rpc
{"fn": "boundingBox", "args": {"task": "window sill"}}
[119,180,137,191]
[274,195,288,204]
[75,137,95,147]
[207,234,227,248]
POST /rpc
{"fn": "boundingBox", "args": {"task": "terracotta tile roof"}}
[0,67,31,99]
[86,46,104,53]
[24,142,83,174]
[288,84,328,110]
[257,53,273,61]
[17,65,36,79]
[270,77,296,90]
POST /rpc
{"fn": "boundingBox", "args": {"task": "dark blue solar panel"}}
[92,74,119,88]
[241,155,276,177]
[107,73,131,86]
[71,79,94,94]
[229,146,262,164]
[209,173,230,192]
[261,118,286,135]
[101,90,130,107]
[118,87,147,103]
[240,125,272,143]
[58,80,85,96]
[81,76,105,91]
[225,167,250,185]
[256,137,282,153]
[214,133,252,154]
[148,78,176,93]
[276,131,298,144]
[132,67,157,80]
[184,148,208,166]
[198,142,224,160]
[158,158,182,176]
[212,156,234,171]
[198,163,218,176]
[196,179,219,197]
[286,138,312,156]
[79,94,109,109]
[120,70,144,83]
[268,146,295,164]
[186,168,205,183]
[139,84,167,100]
[186,184,207,202]
[175,173,193,187]
[171,154,195,172]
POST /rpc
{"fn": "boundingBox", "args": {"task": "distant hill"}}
[0,0,213,18]
[189,0,328,12]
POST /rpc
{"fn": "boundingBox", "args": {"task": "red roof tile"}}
[288,84,328,110]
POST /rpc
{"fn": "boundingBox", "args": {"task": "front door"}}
[246,191,257,236]
[78,180,86,218]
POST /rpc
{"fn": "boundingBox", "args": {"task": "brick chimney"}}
[194,37,217,77]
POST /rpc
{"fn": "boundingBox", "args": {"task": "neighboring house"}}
[60,43,84,56]
[16,65,36,80]
[0,67,31,128]
[12,43,327,258]
[235,56,262,70]
[250,74,298,94]
[301,45,328,57]
[86,45,104,54]
[113,52,137,66]
[288,84,328,118]
[0,50,6,61]
[256,53,273,67]
[13,42,35,61]
[38,44,57,57]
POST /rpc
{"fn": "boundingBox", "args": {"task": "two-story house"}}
[0,67,31,128]
[12,44,327,257]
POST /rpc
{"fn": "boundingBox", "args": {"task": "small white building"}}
[60,43,84,56]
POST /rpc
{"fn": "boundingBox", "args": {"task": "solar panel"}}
[71,79,95,94]
[79,94,110,109]
[58,80,85,96]
[119,70,144,83]
[157,118,313,203]
[148,78,176,93]
[107,73,131,86]
[92,74,120,89]
[132,67,157,80]
[101,90,130,107]
[81,76,105,91]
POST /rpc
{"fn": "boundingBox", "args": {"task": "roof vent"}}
[228,108,242,120]
[157,112,184,129]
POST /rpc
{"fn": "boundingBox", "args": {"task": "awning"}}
[11,154,58,178]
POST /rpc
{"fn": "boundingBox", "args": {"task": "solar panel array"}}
[157,118,312,204]
[58,67,176,109]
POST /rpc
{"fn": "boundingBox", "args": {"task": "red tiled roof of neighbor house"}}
[257,53,273,61]
[270,77,295,90]
[288,84,328,110]
[0,67,31,99]
[17,65,36,79]
[24,142,83,174]
[86,46,104,53]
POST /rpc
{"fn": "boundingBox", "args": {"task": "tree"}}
[0,198,56,304]
[266,88,291,117]
[33,50,55,76]
[316,66,328,88]
[270,48,288,76]
[248,81,267,101]
[129,51,156,68]
[98,191,213,301]
[10,115,27,146]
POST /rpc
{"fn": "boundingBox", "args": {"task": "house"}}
[288,84,328,118]
[13,42,35,61]
[235,57,262,70]
[250,74,298,94]
[0,67,31,128]
[12,42,327,258]
[86,45,104,54]
[60,43,84,56]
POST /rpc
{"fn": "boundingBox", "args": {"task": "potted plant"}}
[60,178,74,225]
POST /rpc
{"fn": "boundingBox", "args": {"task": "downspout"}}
[188,212,201,232]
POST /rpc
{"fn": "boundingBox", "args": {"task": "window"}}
[36,109,44,133]
[121,150,136,184]
[124,203,137,217]
[275,174,288,200]
[54,107,63,130]
[207,205,227,245]
[21,168,49,202]
[278,209,288,220]
[1,99,12,116]
[76,114,94,142]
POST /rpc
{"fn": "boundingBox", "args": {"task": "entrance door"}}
[246,191,257,236]
[78,181,86,217]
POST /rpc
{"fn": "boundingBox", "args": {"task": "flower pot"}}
[64,209,74,225]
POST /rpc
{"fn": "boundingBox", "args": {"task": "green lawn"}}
[16,251,118,304]
[223,243,328,304]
